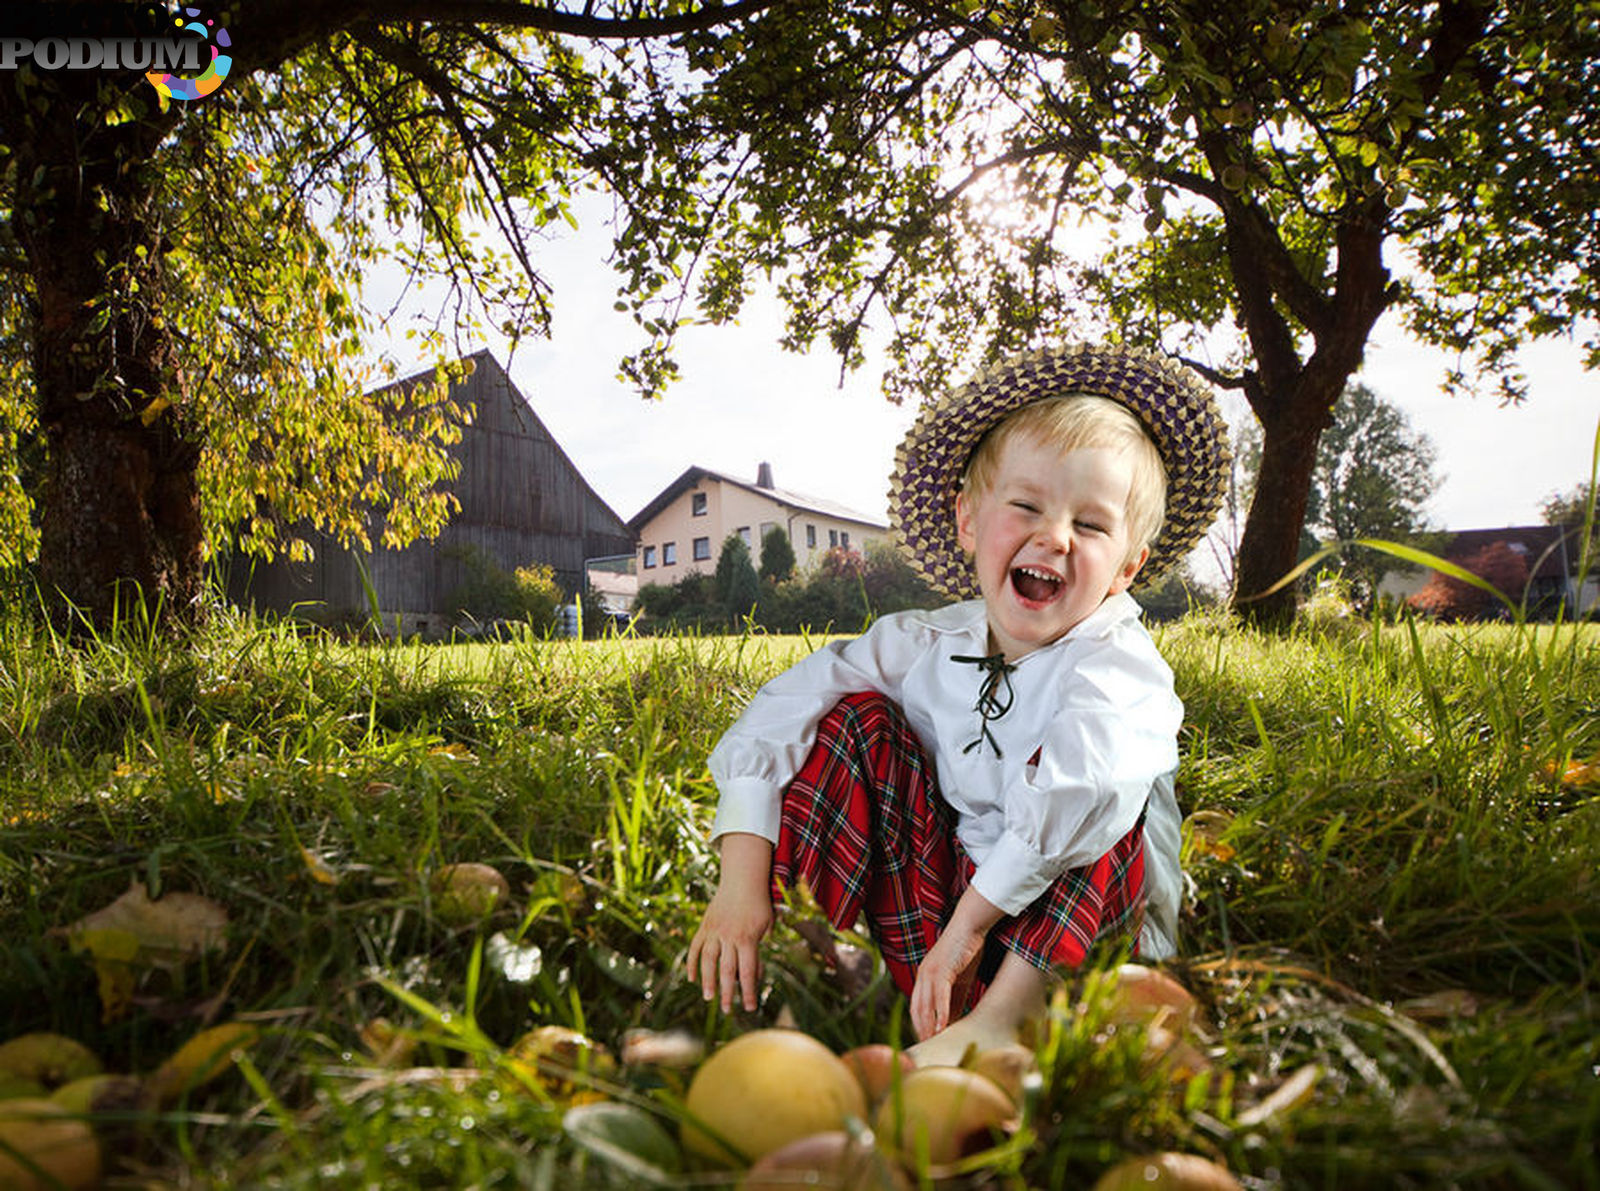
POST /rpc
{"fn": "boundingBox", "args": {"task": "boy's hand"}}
[686,833,774,1013]
[910,923,986,1040]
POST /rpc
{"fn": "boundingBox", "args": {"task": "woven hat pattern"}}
[888,344,1231,600]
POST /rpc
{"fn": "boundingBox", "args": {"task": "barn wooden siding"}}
[231,351,634,632]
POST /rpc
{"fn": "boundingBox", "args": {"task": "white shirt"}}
[709,591,1185,957]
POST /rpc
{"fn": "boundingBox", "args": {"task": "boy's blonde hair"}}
[960,394,1167,563]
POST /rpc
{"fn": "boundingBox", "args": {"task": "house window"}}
[693,537,711,561]
[841,531,850,549]
[829,529,839,548]
[663,542,678,565]
[760,521,776,542]
[691,492,708,516]
[737,526,752,547]
[806,524,817,549]
[643,546,657,569]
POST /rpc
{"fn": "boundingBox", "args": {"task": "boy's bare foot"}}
[906,1011,1019,1067]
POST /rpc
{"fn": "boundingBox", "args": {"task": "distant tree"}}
[1408,540,1530,621]
[818,546,867,581]
[759,526,797,583]
[1541,482,1596,527]
[715,533,761,622]
[860,539,947,615]
[1136,562,1220,623]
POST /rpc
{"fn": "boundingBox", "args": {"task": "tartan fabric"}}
[771,693,1145,1003]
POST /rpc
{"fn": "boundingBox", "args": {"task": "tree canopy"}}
[0,0,772,624]
[604,0,1598,624]
[1,1,1594,628]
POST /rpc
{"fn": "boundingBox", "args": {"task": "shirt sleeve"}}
[968,629,1182,916]
[707,613,926,844]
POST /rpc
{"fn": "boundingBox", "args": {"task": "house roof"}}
[626,465,888,535]
[1439,524,1585,580]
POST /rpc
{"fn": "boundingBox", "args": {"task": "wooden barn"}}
[230,350,634,635]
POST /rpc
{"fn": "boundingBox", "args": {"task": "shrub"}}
[1408,540,1530,621]
[759,526,797,583]
[715,534,762,624]
[444,545,564,630]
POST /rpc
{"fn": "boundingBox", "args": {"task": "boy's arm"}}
[910,885,1002,1039]
[686,832,775,1013]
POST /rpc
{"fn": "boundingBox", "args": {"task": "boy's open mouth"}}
[1010,565,1062,604]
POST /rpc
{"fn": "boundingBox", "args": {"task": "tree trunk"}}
[13,91,201,629]
[1233,409,1325,629]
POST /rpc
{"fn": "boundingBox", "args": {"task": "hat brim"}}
[888,344,1231,599]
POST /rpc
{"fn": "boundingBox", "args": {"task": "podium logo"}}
[0,5,232,102]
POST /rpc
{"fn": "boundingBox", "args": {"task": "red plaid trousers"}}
[771,693,1145,1001]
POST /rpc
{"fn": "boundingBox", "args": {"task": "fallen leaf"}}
[1237,1064,1321,1128]
[70,928,141,1021]
[299,847,341,887]
[60,880,228,973]
[1398,989,1479,1020]
[1183,810,1237,862]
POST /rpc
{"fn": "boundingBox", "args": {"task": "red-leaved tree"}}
[1408,541,1531,621]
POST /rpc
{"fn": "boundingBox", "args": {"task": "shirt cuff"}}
[709,777,783,844]
[968,831,1060,917]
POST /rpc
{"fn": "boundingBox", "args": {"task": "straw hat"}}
[889,343,1230,598]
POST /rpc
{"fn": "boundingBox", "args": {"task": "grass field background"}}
[0,602,1595,1188]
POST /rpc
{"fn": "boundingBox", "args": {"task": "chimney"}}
[756,461,775,489]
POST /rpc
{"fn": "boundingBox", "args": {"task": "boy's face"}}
[955,434,1148,661]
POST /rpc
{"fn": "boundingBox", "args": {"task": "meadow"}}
[0,601,1595,1189]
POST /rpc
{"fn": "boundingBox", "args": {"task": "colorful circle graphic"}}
[145,7,232,101]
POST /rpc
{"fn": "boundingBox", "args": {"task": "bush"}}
[444,545,564,630]
[1408,540,1530,621]
[759,526,796,582]
[715,534,761,624]
[634,539,956,635]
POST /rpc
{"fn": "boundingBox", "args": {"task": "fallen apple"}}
[682,1029,868,1165]
[874,1065,1015,1169]
[1140,1025,1213,1080]
[50,1073,152,1116]
[0,1098,102,1191]
[1106,964,1199,1032]
[0,1073,46,1100]
[432,862,511,922]
[1091,1151,1242,1191]
[507,1025,615,1100]
[0,1033,104,1091]
[839,1043,916,1106]
[969,1044,1037,1106]
[741,1131,912,1191]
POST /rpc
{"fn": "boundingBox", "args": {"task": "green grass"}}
[0,602,1595,1188]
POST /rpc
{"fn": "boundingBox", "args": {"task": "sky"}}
[369,214,1597,579]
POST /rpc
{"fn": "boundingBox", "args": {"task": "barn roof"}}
[627,464,888,535]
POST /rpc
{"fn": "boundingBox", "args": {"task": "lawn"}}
[0,603,1595,1189]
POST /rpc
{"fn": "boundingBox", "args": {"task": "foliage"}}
[1136,561,1221,623]
[1408,540,1531,621]
[1541,481,1596,528]
[758,525,797,583]
[443,546,563,630]
[0,605,1595,1186]
[635,541,953,634]
[0,1,767,623]
[713,533,761,623]
[607,0,1599,625]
